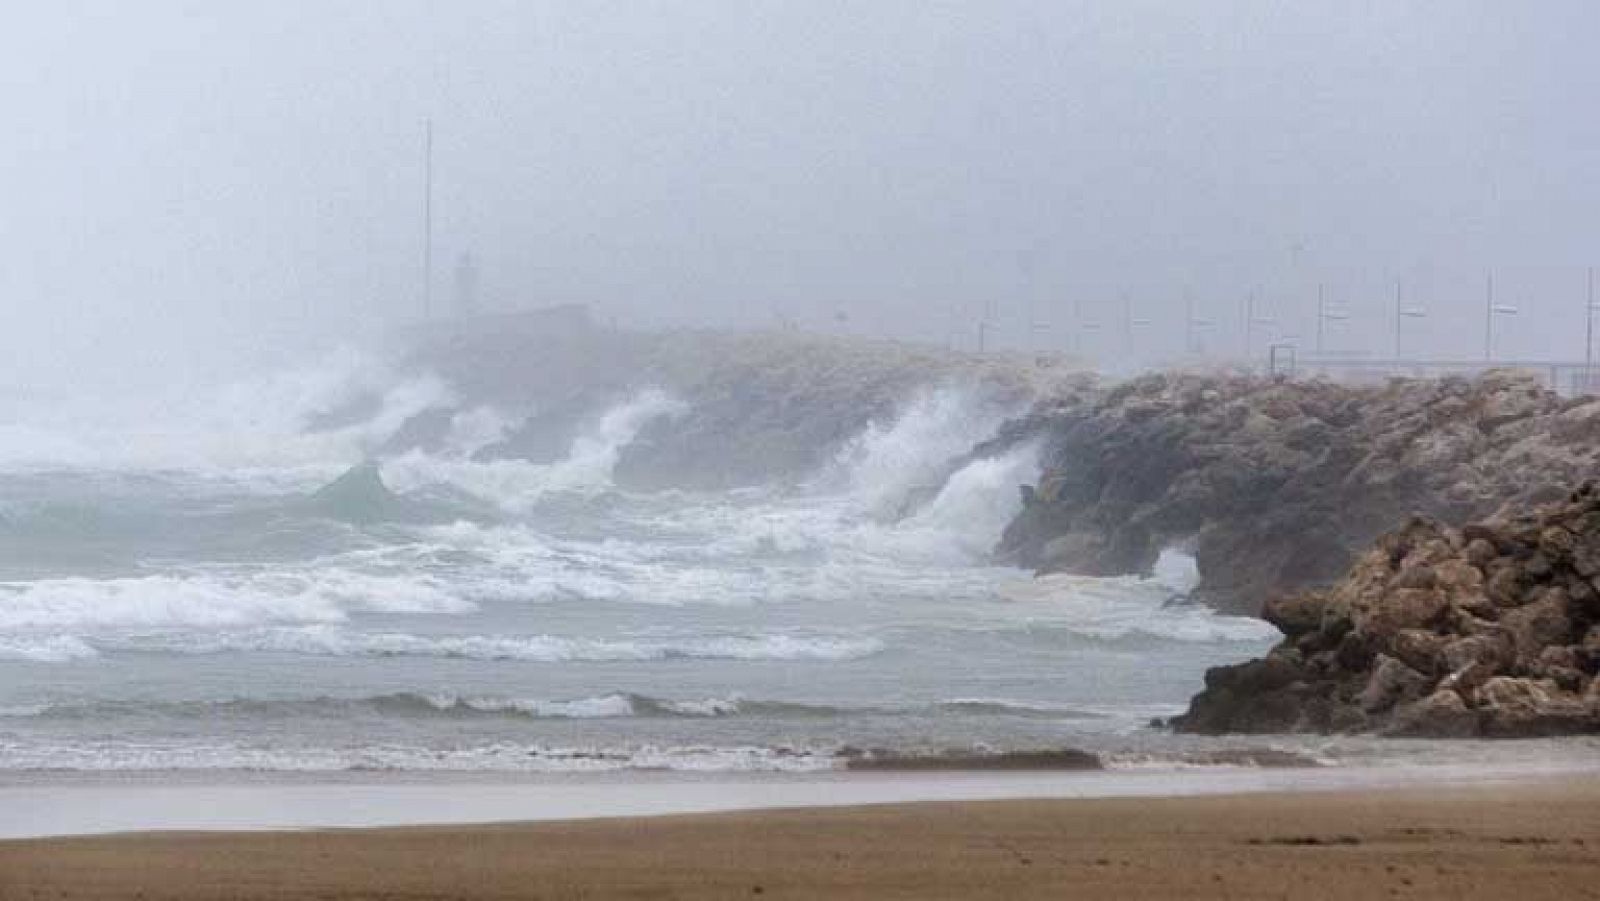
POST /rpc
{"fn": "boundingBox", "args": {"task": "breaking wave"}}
[0,635,98,663]
[100,627,885,663]
[380,389,685,511]
[0,571,475,632]
[0,693,1129,723]
[0,737,1347,774]
[0,740,842,773]
[994,552,1278,644]
[880,443,1040,560]
[826,387,1018,520]
[0,345,1299,775]
[1,693,839,722]
[0,349,451,490]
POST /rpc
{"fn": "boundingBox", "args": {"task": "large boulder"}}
[1358,654,1431,714]
[1174,482,1600,737]
[1475,677,1593,737]
[1386,689,1479,738]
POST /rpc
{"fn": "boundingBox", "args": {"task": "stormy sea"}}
[0,338,1584,783]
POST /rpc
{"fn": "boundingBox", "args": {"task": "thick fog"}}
[3,2,1597,389]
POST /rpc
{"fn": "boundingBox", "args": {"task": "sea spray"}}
[102,627,885,662]
[887,443,1041,560]
[539,389,687,493]
[0,351,1320,774]
[439,406,515,458]
[0,570,475,632]
[824,387,1019,520]
[995,556,1278,644]
[380,388,685,510]
[0,348,450,489]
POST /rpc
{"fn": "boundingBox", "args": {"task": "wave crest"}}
[0,571,474,632]
[380,389,685,512]
[91,627,886,663]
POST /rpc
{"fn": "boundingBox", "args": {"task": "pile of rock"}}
[1001,369,1600,614]
[1174,482,1600,737]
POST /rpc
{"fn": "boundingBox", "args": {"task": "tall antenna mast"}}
[422,119,435,321]
[1482,269,1494,362]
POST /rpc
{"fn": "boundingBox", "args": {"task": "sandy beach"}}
[3,778,1597,900]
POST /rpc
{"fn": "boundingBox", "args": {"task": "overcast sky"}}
[3,2,1597,386]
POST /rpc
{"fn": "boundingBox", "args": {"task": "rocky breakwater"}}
[1175,483,1600,737]
[1000,369,1600,614]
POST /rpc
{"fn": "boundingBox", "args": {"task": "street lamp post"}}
[1268,341,1298,378]
[1315,284,1325,355]
[1586,267,1597,390]
[1190,291,1209,358]
[1244,291,1255,360]
[1187,292,1215,355]
[1185,293,1197,354]
[1028,320,1050,353]
[1068,295,1100,356]
[1315,285,1350,356]
[1121,293,1152,356]
[1243,290,1276,368]
[1190,316,1216,356]
[1483,271,1519,362]
[1394,278,1427,359]
[1483,271,1493,361]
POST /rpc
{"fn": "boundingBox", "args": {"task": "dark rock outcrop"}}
[1002,369,1600,613]
[843,748,1102,771]
[1173,482,1600,737]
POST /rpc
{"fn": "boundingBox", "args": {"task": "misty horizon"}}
[6,6,1600,885]
[4,2,1599,388]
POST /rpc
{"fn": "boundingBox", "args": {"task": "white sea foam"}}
[0,740,840,773]
[0,692,815,721]
[882,443,1040,560]
[382,389,685,510]
[0,570,474,632]
[1148,547,1202,596]
[409,512,1022,611]
[415,692,744,719]
[658,696,745,717]
[0,358,1292,777]
[0,349,450,489]
[439,406,514,458]
[0,692,1162,723]
[546,389,686,490]
[826,387,1016,520]
[426,692,643,719]
[0,704,51,717]
[935,697,1113,717]
[0,635,98,663]
[995,554,1278,643]
[103,626,886,663]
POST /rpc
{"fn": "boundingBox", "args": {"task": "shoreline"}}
[4,777,1597,899]
[4,758,1597,840]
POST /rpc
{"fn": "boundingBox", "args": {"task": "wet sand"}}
[2,779,1598,899]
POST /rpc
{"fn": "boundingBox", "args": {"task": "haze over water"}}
[0,352,1298,774]
[4,3,1599,787]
